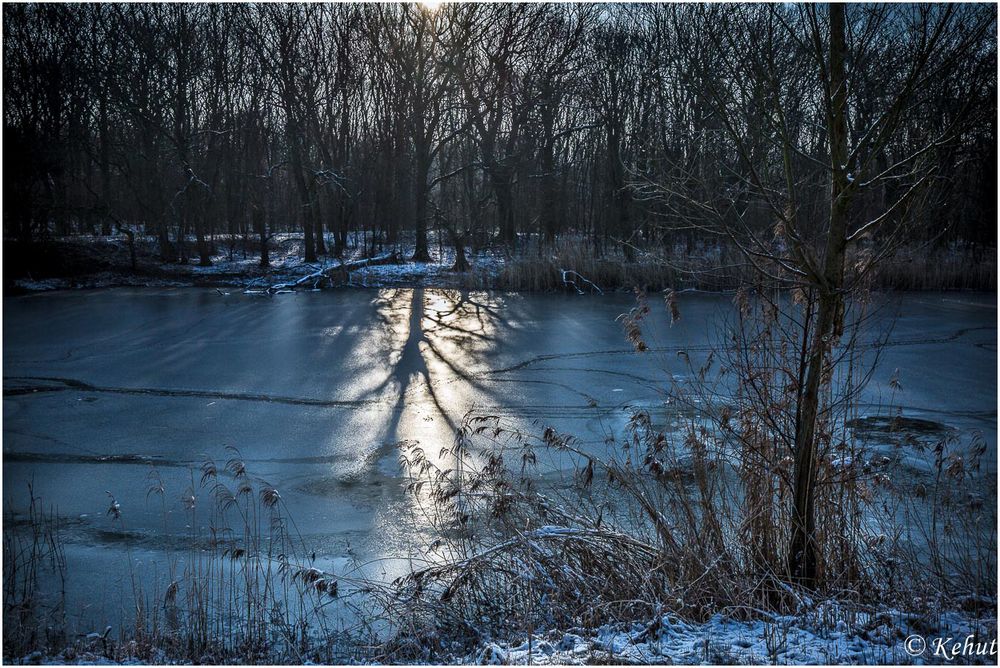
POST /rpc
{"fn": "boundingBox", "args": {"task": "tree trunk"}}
[122,226,137,271]
[254,204,269,268]
[413,149,432,262]
[291,162,316,263]
[539,92,558,244]
[302,205,316,262]
[787,2,851,587]
[286,110,317,263]
[195,217,211,266]
[336,217,348,257]
[177,218,188,263]
[788,293,834,585]
[492,170,515,246]
[158,222,174,262]
[608,127,634,261]
[330,189,345,258]
[313,194,327,255]
[98,95,112,236]
[449,227,469,272]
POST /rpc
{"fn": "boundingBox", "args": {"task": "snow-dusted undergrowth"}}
[16,605,995,665]
[469,606,996,665]
[12,232,993,293]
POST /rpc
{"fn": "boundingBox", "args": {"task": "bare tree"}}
[634,2,995,585]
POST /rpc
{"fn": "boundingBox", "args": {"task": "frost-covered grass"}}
[12,607,997,665]
[357,289,996,664]
[468,606,996,665]
[5,426,996,665]
[368,410,995,664]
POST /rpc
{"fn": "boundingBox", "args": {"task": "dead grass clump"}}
[492,237,754,292]
[489,238,995,293]
[82,451,353,664]
[873,245,997,291]
[2,483,68,659]
[377,286,995,659]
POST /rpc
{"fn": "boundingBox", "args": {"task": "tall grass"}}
[487,238,996,293]
[115,449,357,663]
[3,484,68,659]
[2,451,366,664]
[372,287,997,659]
[375,409,994,661]
[492,237,754,292]
[869,246,997,291]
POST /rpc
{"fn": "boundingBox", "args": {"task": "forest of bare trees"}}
[3,5,998,664]
[3,3,996,274]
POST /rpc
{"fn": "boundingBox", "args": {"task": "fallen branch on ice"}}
[561,269,604,295]
[244,252,402,295]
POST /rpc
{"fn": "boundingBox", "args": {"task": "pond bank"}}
[5,234,996,295]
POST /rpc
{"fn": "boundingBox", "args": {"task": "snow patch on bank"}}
[468,604,997,665]
[11,603,996,664]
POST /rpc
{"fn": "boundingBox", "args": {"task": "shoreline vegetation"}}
[5,406,996,665]
[4,232,997,296]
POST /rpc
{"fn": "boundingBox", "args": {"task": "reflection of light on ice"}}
[309,288,514,571]
[369,289,510,566]
[394,288,506,465]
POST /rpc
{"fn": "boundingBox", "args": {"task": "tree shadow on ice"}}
[364,289,515,458]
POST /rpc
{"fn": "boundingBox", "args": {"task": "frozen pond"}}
[3,288,996,632]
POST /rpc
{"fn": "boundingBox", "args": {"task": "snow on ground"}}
[10,232,510,293]
[11,273,192,292]
[351,252,505,289]
[11,278,65,291]
[469,604,997,665]
[12,606,996,665]
[10,231,994,294]
[186,233,510,290]
[15,651,129,665]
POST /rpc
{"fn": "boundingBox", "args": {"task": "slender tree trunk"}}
[313,193,327,255]
[608,127,634,261]
[288,127,317,263]
[540,142,558,244]
[788,2,850,587]
[301,202,316,262]
[195,216,211,266]
[413,191,431,261]
[448,226,469,272]
[788,293,834,585]
[337,217,348,256]
[492,169,515,245]
[413,148,432,262]
[98,96,112,236]
[158,221,174,262]
[330,189,345,257]
[177,218,188,263]
[255,206,269,268]
[539,91,558,244]
[122,226,137,270]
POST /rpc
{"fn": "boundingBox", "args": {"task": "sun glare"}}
[421,0,442,12]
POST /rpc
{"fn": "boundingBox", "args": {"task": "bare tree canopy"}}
[3,3,995,275]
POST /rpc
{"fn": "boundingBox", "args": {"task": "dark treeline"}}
[3,3,996,270]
